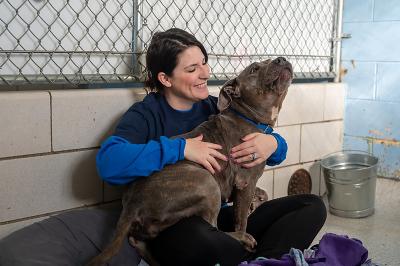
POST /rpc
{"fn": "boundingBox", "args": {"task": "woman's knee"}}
[149,216,245,266]
[302,194,327,225]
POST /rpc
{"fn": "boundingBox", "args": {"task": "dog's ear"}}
[217,78,240,111]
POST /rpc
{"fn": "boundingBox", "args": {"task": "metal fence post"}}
[132,0,140,77]
[334,0,344,82]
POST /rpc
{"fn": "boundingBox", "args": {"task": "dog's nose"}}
[273,57,287,65]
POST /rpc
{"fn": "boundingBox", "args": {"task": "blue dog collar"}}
[230,109,273,134]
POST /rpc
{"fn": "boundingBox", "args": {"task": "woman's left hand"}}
[230,133,278,168]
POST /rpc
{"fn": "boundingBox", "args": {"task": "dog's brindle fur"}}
[88,57,292,266]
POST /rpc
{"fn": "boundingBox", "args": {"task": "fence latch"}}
[331,33,352,42]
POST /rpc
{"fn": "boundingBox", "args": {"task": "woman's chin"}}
[194,88,209,100]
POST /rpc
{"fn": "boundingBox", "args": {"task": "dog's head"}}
[217,57,293,126]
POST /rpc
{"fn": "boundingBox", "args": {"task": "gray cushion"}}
[0,208,141,266]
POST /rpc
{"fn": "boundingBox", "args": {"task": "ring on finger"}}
[251,152,258,161]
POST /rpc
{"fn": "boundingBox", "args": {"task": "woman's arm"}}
[97,134,228,184]
[97,97,228,185]
[96,135,185,185]
[266,132,287,166]
[230,131,288,168]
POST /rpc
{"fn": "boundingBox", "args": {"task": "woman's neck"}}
[164,93,195,111]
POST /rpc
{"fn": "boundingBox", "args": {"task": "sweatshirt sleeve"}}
[96,135,186,185]
[265,132,288,166]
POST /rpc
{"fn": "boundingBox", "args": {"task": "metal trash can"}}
[321,151,378,218]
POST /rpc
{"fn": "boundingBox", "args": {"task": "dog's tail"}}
[86,215,132,266]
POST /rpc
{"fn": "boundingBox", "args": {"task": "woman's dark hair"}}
[145,28,208,92]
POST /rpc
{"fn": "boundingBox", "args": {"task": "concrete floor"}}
[314,178,400,266]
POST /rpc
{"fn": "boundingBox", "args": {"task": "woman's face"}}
[163,46,210,110]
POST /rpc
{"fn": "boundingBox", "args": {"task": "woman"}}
[96,28,326,266]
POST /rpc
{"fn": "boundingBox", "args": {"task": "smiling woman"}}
[158,46,211,110]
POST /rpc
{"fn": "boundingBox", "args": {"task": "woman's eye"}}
[187,68,196,72]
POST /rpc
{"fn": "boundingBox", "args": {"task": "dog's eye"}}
[250,66,259,74]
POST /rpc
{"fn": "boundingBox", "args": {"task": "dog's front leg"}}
[227,183,257,251]
[233,181,255,231]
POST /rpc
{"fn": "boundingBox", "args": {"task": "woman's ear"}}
[157,72,172,88]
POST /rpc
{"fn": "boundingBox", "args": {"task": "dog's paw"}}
[226,231,257,252]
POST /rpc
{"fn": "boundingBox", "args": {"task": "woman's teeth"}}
[196,83,207,89]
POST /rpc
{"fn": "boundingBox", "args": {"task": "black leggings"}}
[148,194,326,266]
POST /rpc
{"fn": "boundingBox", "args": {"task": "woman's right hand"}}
[184,134,228,174]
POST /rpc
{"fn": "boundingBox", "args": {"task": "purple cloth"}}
[238,233,369,266]
[313,233,368,266]
[238,255,298,266]
[238,255,323,266]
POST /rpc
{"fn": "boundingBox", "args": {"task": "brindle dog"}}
[88,57,293,266]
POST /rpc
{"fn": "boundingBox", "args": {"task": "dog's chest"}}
[217,162,264,201]
[200,115,264,198]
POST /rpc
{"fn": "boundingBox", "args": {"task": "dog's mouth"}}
[280,67,292,82]
[269,67,292,89]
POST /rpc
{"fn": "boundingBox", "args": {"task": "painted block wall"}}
[0,83,344,238]
[341,0,400,178]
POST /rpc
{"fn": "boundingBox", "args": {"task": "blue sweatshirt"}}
[97,92,287,185]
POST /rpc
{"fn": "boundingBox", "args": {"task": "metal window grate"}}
[0,0,340,88]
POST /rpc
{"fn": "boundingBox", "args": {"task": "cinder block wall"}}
[0,83,345,238]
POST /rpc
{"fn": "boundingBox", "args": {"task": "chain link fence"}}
[0,0,340,88]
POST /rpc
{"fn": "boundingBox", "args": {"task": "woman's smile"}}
[163,46,210,110]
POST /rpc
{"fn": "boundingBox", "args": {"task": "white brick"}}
[271,125,301,168]
[51,88,146,151]
[273,163,321,199]
[278,83,325,126]
[273,165,299,198]
[324,83,346,120]
[0,150,102,222]
[300,162,322,196]
[301,121,343,162]
[208,85,221,97]
[256,170,274,199]
[0,91,51,158]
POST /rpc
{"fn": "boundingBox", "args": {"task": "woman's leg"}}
[215,194,326,260]
[148,215,247,266]
[247,194,327,259]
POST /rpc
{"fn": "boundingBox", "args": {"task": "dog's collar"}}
[230,109,273,134]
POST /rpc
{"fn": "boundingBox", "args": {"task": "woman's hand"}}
[230,133,277,168]
[184,134,228,174]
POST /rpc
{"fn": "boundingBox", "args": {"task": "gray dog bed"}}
[0,208,141,266]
